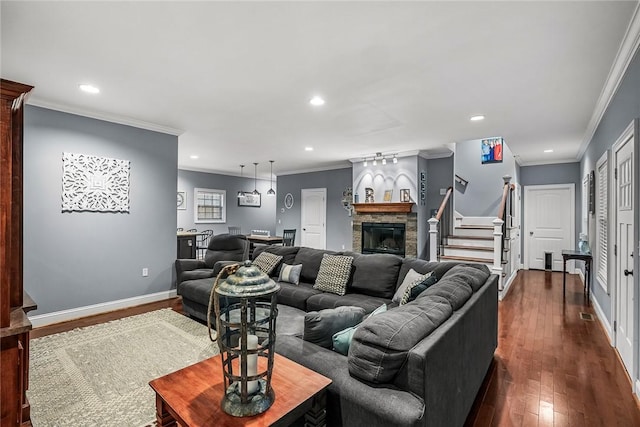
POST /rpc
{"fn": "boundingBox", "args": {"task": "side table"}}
[561,249,593,302]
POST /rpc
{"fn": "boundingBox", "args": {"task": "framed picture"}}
[238,191,261,207]
[400,189,410,202]
[383,190,393,202]
[177,191,187,210]
[481,137,504,164]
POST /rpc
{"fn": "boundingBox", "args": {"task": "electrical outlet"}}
[440,188,447,195]
[142,268,149,277]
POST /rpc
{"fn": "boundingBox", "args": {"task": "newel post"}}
[428,217,439,262]
[492,218,504,291]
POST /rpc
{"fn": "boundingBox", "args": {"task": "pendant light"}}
[267,160,276,196]
[237,165,245,198]
[252,162,260,195]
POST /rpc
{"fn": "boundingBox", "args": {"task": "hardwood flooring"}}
[30,270,640,426]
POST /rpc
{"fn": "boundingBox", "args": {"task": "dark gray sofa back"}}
[293,247,338,283]
[252,245,300,273]
[344,252,403,299]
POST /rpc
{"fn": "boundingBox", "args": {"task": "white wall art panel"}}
[61,152,130,212]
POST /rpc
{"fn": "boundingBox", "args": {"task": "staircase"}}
[440,216,494,268]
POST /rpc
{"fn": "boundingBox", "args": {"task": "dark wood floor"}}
[31,270,640,426]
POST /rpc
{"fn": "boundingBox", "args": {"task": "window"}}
[596,153,608,292]
[194,188,226,223]
[582,175,589,237]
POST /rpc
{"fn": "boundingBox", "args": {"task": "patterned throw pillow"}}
[392,268,431,304]
[252,252,283,276]
[400,271,438,305]
[313,254,354,296]
[278,263,303,285]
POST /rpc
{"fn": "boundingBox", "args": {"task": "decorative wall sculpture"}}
[61,152,130,212]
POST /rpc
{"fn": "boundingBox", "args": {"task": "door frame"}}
[300,188,327,249]
[523,183,575,271]
[610,119,638,393]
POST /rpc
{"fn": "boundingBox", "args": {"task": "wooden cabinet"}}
[1,79,34,427]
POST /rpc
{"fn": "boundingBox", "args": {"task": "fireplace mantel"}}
[352,203,414,214]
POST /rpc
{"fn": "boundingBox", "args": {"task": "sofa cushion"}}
[275,282,322,311]
[440,264,491,292]
[303,306,366,348]
[278,263,302,285]
[177,278,214,305]
[252,252,283,275]
[418,278,473,311]
[396,260,463,289]
[252,245,300,274]
[346,252,403,299]
[179,269,216,283]
[393,268,429,304]
[306,292,391,314]
[293,247,338,283]
[332,303,387,356]
[313,254,354,296]
[349,295,453,384]
[400,272,438,305]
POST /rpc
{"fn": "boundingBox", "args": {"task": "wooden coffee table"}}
[149,353,332,427]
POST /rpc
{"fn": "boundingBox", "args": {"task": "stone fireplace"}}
[352,203,417,258]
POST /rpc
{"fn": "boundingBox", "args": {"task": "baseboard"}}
[499,270,517,301]
[28,289,178,327]
[591,293,613,345]
[636,379,640,398]
[578,269,585,283]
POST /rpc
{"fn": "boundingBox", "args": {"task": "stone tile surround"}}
[352,212,418,258]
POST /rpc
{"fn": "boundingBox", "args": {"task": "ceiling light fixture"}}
[363,159,368,167]
[238,165,245,198]
[190,155,199,159]
[305,147,314,151]
[393,154,398,164]
[267,160,276,196]
[309,96,325,106]
[373,158,377,166]
[79,84,100,94]
[382,157,387,165]
[544,149,554,153]
[252,162,260,195]
[470,115,485,121]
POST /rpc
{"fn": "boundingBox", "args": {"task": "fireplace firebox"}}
[361,222,406,257]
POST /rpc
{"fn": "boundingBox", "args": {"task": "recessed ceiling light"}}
[309,96,325,106]
[190,155,199,159]
[305,147,314,151]
[544,149,553,153]
[470,115,485,121]
[79,84,100,94]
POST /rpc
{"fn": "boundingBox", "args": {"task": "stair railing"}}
[428,186,453,262]
[493,176,514,290]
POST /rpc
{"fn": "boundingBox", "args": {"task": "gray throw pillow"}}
[313,254,354,296]
[252,252,283,276]
[393,268,430,304]
[303,306,366,348]
[278,263,302,285]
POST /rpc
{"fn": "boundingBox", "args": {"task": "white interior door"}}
[524,184,575,271]
[614,127,634,377]
[301,188,326,249]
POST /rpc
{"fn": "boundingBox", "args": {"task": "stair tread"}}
[447,235,493,241]
[440,255,493,263]
[444,245,493,251]
[456,225,493,229]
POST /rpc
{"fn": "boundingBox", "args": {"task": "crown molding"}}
[347,150,420,163]
[577,2,640,160]
[27,98,184,136]
[277,162,352,177]
[517,158,580,167]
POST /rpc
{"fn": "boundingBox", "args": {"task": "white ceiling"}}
[2,1,638,178]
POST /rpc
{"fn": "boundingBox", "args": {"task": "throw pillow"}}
[252,252,283,276]
[313,254,354,296]
[400,271,438,305]
[332,303,387,355]
[278,263,302,285]
[303,306,366,348]
[393,268,431,304]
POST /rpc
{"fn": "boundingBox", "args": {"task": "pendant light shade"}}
[238,165,245,198]
[252,163,260,195]
[267,160,276,196]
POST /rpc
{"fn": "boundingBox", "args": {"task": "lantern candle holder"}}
[209,261,280,417]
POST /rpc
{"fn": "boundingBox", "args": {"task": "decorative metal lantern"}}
[208,261,280,417]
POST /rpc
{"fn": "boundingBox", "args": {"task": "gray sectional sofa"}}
[176,245,498,427]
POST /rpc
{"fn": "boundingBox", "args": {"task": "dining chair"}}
[196,229,214,260]
[282,229,296,247]
[228,226,242,235]
[186,228,197,232]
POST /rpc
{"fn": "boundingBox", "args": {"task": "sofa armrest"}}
[212,260,243,276]
[175,259,207,285]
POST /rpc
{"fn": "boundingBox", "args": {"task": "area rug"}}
[28,309,219,427]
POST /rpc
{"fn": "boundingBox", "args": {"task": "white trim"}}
[591,291,613,345]
[577,4,640,160]
[635,380,640,398]
[27,98,183,136]
[276,162,351,177]
[499,270,518,301]
[516,158,583,167]
[28,289,177,327]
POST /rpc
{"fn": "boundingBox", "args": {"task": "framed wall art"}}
[481,137,503,164]
[238,191,261,207]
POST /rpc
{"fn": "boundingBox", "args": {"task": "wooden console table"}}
[561,249,592,302]
[149,353,331,427]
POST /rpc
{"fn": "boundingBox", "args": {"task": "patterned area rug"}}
[28,309,219,427]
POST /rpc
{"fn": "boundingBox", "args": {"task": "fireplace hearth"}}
[362,222,406,257]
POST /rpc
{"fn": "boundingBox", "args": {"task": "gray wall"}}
[277,168,353,251]
[178,169,276,235]
[425,155,454,259]
[580,48,640,324]
[454,138,518,216]
[24,106,178,315]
